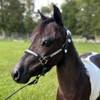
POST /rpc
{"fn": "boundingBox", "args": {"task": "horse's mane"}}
[33,18,55,34]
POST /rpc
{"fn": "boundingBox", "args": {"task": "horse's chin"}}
[12,75,31,84]
[13,73,41,84]
[18,78,30,84]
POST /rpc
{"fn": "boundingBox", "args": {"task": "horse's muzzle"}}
[11,68,20,82]
[11,66,30,84]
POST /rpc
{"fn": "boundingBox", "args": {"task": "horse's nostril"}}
[12,69,20,81]
[14,71,19,79]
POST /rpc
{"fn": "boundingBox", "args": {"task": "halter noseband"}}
[25,28,71,75]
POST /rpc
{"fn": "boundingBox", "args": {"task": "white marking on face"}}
[81,52,100,100]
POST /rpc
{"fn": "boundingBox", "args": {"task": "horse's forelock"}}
[33,18,55,35]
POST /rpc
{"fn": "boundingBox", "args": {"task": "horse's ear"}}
[53,5,63,27]
[38,10,47,20]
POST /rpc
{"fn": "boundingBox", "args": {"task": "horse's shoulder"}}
[89,53,100,68]
[80,52,92,59]
[80,52,100,68]
[81,52,100,100]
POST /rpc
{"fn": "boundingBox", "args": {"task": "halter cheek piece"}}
[25,28,72,75]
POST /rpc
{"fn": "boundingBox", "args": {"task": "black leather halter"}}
[25,27,72,75]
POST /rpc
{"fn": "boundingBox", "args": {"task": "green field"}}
[0,41,100,100]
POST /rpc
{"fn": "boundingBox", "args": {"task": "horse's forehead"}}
[38,22,58,38]
[46,22,58,32]
[31,23,56,42]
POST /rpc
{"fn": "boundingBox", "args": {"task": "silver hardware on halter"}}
[67,39,71,43]
[64,49,67,53]
[67,29,71,43]
[67,29,71,36]
[64,27,71,43]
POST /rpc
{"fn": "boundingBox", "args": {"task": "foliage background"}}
[0,0,100,39]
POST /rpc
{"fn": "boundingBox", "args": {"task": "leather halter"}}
[25,28,72,75]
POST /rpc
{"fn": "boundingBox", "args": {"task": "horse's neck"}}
[57,41,86,99]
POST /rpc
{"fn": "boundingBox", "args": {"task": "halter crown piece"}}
[5,27,72,100]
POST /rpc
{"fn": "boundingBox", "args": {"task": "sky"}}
[19,0,65,11]
[34,0,65,11]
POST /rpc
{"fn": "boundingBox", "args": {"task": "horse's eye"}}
[42,37,54,47]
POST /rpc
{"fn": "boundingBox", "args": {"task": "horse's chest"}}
[81,56,100,100]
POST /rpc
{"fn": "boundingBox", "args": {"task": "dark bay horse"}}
[11,5,100,100]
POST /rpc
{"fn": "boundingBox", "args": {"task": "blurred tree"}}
[61,0,100,36]
[0,0,24,40]
[41,6,51,14]
[76,0,100,36]
[36,4,52,24]
[75,2,91,35]
[24,0,37,33]
[40,3,52,19]
[90,0,100,36]
[61,0,78,34]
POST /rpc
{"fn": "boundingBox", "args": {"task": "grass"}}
[0,41,100,100]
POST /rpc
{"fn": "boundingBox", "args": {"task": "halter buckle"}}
[39,57,48,65]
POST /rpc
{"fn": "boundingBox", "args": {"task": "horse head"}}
[11,5,70,83]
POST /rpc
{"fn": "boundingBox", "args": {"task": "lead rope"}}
[5,75,41,100]
[4,55,49,100]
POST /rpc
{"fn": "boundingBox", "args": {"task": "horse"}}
[11,5,100,100]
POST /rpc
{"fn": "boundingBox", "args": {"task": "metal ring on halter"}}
[39,57,48,65]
